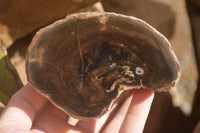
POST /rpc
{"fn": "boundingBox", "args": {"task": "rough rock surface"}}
[0,0,98,48]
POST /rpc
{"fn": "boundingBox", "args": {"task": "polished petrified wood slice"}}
[26,12,180,119]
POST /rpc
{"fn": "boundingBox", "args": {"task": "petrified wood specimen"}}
[26,12,180,119]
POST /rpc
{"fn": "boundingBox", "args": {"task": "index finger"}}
[119,89,154,133]
[0,83,46,132]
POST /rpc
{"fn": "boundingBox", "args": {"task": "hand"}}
[0,83,154,133]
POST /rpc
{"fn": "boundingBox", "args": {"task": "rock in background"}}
[186,0,200,132]
[0,0,98,48]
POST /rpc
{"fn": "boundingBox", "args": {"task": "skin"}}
[0,83,154,133]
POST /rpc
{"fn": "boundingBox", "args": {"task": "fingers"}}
[76,109,110,133]
[0,84,154,133]
[119,89,154,133]
[0,83,46,132]
[31,101,72,133]
[102,92,134,133]
[31,100,105,133]
[102,89,154,133]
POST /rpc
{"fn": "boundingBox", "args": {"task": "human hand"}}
[0,83,154,133]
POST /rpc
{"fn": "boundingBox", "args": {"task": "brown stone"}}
[0,0,98,48]
[26,12,180,120]
[194,121,200,133]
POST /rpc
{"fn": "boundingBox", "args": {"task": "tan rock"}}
[79,2,104,12]
[0,0,98,48]
[160,0,198,116]
[102,0,175,39]
[7,34,32,85]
